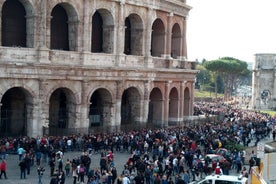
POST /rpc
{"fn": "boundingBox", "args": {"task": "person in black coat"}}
[19,159,26,179]
[50,174,59,184]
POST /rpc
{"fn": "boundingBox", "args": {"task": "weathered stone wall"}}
[252,54,276,110]
[0,0,197,137]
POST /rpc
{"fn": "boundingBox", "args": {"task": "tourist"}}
[17,145,25,161]
[122,173,130,184]
[59,170,66,184]
[65,158,71,177]
[19,159,26,179]
[0,159,7,179]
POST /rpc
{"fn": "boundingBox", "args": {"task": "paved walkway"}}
[2,150,131,184]
[1,136,275,184]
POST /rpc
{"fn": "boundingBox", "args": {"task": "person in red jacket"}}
[0,159,7,179]
[215,165,223,175]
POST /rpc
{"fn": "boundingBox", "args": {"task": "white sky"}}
[186,0,276,63]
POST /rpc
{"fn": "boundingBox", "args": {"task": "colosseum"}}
[0,0,197,137]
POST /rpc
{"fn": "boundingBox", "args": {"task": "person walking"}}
[72,164,78,184]
[17,146,25,161]
[49,157,55,176]
[64,159,71,177]
[59,170,66,184]
[78,163,86,183]
[0,159,8,179]
[19,159,27,179]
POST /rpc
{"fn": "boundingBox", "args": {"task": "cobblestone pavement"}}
[2,150,131,184]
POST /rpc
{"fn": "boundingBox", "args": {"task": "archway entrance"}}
[89,88,112,127]
[184,88,190,116]
[169,87,179,124]
[121,87,141,125]
[0,87,33,137]
[49,88,76,135]
[148,88,163,125]
[2,0,27,47]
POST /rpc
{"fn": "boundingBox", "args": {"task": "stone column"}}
[80,1,93,65]
[181,17,187,58]
[190,82,195,115]
[179,81,185,122]
[81,0,91,52]
[115,81,122,128]
[38,79,49,135]
[68,20,79,51]
[142,81,150,123]
[115,1,125,66]
[163,81,171,127]
[164,13,173,58]
[144,7,154,68]
[29,101,41,137]
[34,0,46,48]
[79,80,89,133]
[36,0,50,63]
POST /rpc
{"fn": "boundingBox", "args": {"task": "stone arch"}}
[88,88,113,127]
[0,87,34,137]
[171,23,181,59]
[260,89,271,105]
[91,9,114,53]
[124,13,143,56]
[169,87,179,122]
[151,18,165,57]
[148,87,163,125]
[121,87,141,125]
[50,3,78,51]
[1,0,35,47]
[48,87,77,135]
[184,87,190,116]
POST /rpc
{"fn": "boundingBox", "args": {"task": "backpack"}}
[79,167,85,173]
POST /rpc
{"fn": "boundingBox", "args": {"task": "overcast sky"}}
[186,0,276,63]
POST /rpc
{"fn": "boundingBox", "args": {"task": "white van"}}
[190,174,248,184]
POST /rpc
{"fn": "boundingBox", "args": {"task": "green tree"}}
[196,64,211,91]
[204,57,248,100]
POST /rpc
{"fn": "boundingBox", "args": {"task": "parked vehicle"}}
[189,174,248,184]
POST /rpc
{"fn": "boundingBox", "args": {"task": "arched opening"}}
[124,17,131,55]
[171,23,181,59]
[169,87,179,123]
[1,0,26,47]
[49,88,76,135]
[89,88,112,127]
[151,19,165,57]
[184,87,190,116]
[0,87,33,137]
[121,87,141,125]
[124,14,143,55]
[91,9,114,53]
[92,11,103,52]
[148,88,163,125]
[50,4,69,50]
[261,89,271,105]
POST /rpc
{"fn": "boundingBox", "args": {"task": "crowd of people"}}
[0,102,275,184]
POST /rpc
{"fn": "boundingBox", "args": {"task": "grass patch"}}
[260,110,276,117]
[195,90,223,98]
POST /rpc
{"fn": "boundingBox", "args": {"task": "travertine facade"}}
[0,0,197,137]
[252,54,276,110]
